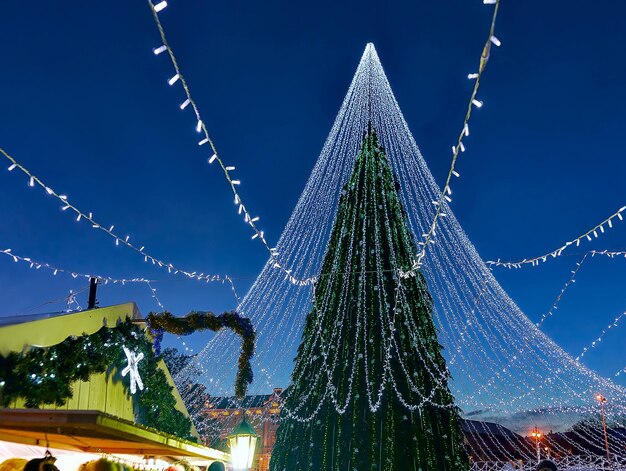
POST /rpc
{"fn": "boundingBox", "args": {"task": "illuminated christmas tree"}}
[270,125,467,471]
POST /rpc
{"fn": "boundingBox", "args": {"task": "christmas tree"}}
[270,125,467,471]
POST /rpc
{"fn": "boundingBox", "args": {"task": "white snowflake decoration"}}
[121,346,144,394]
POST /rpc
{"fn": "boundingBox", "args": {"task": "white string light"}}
[0,147,238,286]
[576,308,626,361]
[536,253,588,327]
[152,1,167,13]
[402,0,501,276]
[153,45,167,55]
[145,0,315,286]
[146,281,165,309]
[65,289,82,312]
[0,246,153,285]
[486,207,626,269]
[590,249,626,259]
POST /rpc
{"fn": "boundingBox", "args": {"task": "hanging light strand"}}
[535,249,626,328]
[146,0,315,287]
[1,244,241,312]
[536,252,588,327]
[0,147,237,286]
[146,281,165,309]
[402,0,501,276]
[590,249,626,259]
[0,246,153,285]
[486,207,626,269]
[576,308,626,361]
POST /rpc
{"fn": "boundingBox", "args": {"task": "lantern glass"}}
[227,418,259,471]
[229,434,257,470]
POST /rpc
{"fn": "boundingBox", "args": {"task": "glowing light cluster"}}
[172,42,626,459]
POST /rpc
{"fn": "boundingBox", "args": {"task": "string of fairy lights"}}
[534,248,626,329]
[2,138,620,308]
[12,284,90,315]
[1,236,242,333]
[402,0,501,276]
[536,253,588,327]
[0,243,243,363]
[0,246,154,285]
[576,308,626,361]
[146,281,165,309]
[65,289,83,311]
[146,0,315,287]
[0,147,241,289]
[590,249,626,259]
[486,207,625,269]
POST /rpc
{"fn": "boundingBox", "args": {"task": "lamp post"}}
[531,427,542,464]
[595,394,610,462]
[227,417,260,471]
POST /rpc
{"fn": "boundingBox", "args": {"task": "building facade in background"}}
[204,388,284,471]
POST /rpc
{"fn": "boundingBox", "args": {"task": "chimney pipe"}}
[88,277,98,309]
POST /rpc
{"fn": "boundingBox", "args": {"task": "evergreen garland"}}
[0,319,195,441]
[146,311,255,399]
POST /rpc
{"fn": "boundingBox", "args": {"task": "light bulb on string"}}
[153,1,167,13]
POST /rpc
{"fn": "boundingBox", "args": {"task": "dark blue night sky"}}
[1,1,625,386]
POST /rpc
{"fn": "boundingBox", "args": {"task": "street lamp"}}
[531,427,542,463]
[595,393,610,462]
[227,417,260,471]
